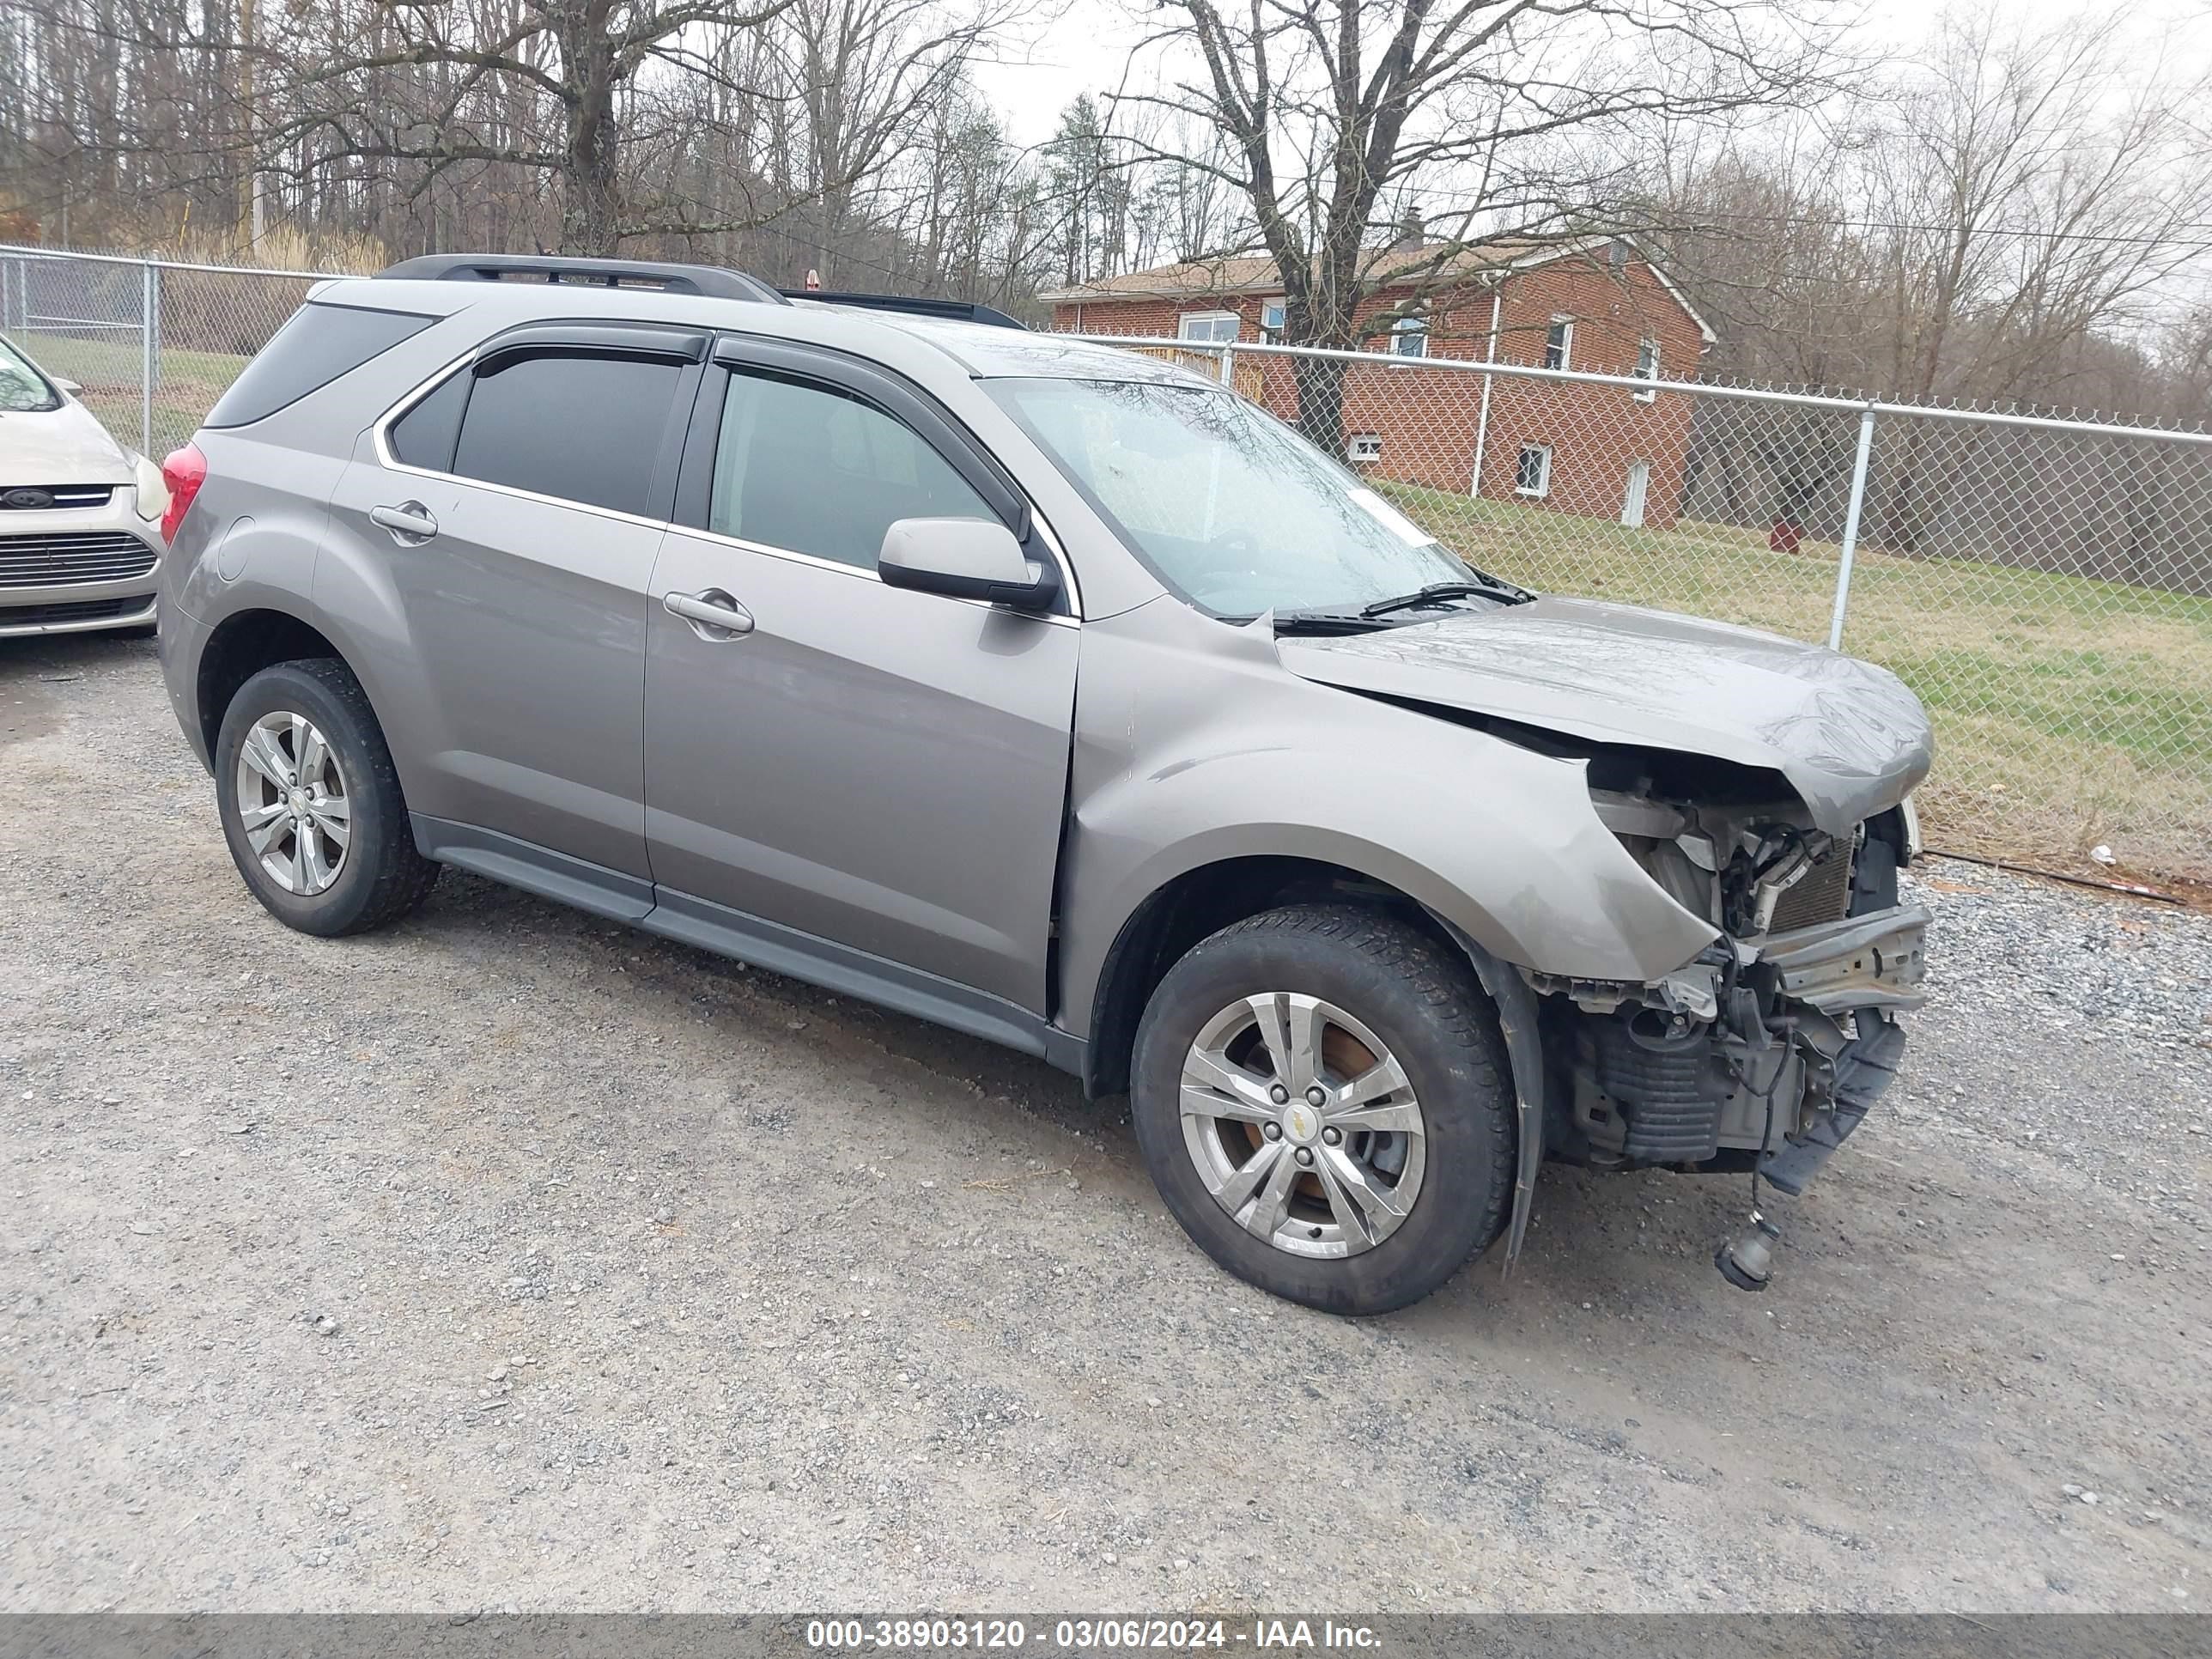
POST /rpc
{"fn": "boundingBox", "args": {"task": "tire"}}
[213,657,438,937]
[1130,904,1516,1316]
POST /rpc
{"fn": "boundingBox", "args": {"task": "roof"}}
[1042,234,1717,345]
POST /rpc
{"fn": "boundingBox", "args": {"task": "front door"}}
[1621,460,1650,530]
[642,343,1078,1014]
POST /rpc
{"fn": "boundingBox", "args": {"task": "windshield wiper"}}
[1267,610,1395,635]
[1359,576,1532,619]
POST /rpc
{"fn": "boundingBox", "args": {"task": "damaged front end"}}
[1530,778,1929,1283]
[1267,593,1936,1285]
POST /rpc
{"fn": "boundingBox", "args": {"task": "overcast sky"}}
[968,0,2212,149]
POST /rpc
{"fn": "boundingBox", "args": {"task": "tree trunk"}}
[1294,354,1348,461]
[557,6,623,254]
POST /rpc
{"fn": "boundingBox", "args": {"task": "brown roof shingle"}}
[1036,237,1560,303]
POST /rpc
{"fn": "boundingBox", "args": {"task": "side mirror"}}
[878,516,1060,612]
[52,377,82,398]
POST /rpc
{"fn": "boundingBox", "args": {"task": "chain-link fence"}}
[3,243,2204,880]
[1072,331,2212,883]
[0,244,324,459]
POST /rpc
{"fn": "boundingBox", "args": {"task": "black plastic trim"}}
[478,321,711,366]
[1430,912,1548,1271]
[648,887,1066,1066]
[411,815,654,921]
[404,814,1087,1079]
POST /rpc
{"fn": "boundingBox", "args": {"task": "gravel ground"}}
[2,634,2209,1614]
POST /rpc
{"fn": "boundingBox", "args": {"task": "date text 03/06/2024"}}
[804,1619,1384,1651]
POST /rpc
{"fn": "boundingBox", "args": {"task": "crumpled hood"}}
[1275,595,1933,834]
[0,399,134,488]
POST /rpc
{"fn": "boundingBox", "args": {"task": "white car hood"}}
[0,398,135,488]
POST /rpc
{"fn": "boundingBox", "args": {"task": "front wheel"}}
[1130,905,1516,1316]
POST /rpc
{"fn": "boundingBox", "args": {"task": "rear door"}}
[326,323,707,878]
[642,338,1079,1015]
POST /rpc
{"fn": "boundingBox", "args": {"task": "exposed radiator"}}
[1770,845,1856,933]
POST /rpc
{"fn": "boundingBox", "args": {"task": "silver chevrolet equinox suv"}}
[157,254,1934,1315]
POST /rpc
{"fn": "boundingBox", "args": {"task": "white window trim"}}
[1389,316,1429,358]
[1544,315,1574,372]
[1178,309,1240,343]
[1515,441,1553,498]
[1259,300,1286,341]
[1347,432,1383,462]
[1633,336,1659,402]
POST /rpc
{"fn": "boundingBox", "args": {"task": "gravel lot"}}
[3,633,2209,1614]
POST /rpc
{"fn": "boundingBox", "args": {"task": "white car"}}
[1,333,169,638]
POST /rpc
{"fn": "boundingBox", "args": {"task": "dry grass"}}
[1378,480,2212,879]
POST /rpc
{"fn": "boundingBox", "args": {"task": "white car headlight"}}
[131,453,169,526]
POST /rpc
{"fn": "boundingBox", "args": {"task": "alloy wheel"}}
[233,709,351,896]
[1178,992,1428,1259]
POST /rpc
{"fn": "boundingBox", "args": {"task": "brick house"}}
[1042,236,1715,531]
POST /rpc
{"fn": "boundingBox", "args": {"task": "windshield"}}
[0,337,60,414]
[986,376,1478,617]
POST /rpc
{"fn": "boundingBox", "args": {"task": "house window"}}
[1515,442,1553,497]
[1261,301,1285,342]
[1633,337,1659,402]
[1543,317,1573,371]
[1348,433,1383,464]
[1390,316,1429,358]
[1178,310,1240,344]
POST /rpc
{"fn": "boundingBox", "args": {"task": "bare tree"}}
[1114,0,1842,446]
[259,0,829,254]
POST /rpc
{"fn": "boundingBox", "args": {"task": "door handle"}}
[371,501,439,544]
[664,587,755,639]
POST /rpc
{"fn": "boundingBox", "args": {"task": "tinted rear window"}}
[451,352,684,516]
[205,302,433,428]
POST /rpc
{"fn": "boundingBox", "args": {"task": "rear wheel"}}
[213,658,437,936]
[1130,904,1515,1315]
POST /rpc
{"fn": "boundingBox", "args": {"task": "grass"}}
[20,330,253,456]
[1375,478,2212,879]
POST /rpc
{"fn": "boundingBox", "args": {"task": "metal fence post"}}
[140,259,156,455]
[1826,403,1877,651]
[1218,344,1236,388]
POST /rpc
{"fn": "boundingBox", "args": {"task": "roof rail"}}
[377,253,788,306]
[784,289,1027,331]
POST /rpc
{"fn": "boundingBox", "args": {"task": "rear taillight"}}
[159,441,208,545]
